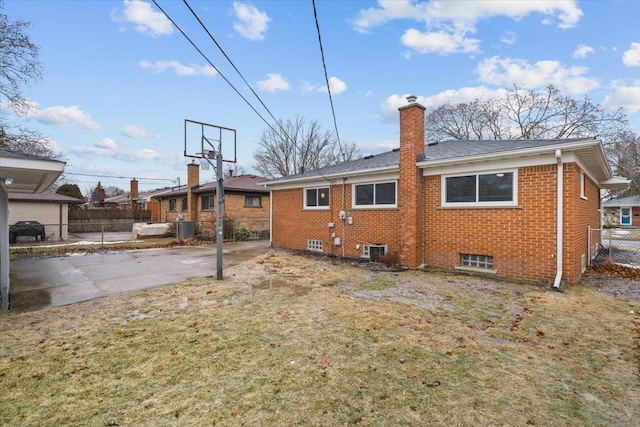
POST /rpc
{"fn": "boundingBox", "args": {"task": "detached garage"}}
[8,192,84,241]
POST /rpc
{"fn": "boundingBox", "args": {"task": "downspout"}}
[342,178,346,257]
[554,149,563,290]
[269,190,273,247]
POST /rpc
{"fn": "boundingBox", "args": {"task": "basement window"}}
[363,244,387,262]
[460,253,494,269]
[307,239,323,252]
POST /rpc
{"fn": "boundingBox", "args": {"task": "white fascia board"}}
[0,156,65,172]
[600,176,631,190]
[263,165,398,190]
[422,152,558,176]
[417,139,600,172]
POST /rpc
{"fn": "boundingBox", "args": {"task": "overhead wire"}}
[151,0,281,137]
[312,0,345,161]
[181,0,292,140]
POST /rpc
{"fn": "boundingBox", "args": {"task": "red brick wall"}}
[271,185,401,258]
[563,164,600,282]
[422,165,558,281]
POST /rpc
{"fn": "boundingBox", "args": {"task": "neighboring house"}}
[8,192,84,241]
[263,96,628,285]
[602,195,640,226]
[153,163,269,237]
[103,180,178,219]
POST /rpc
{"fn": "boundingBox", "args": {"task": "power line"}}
[181,0,291,140]
[151,0,281,137]
[312,0,345,160]
[65,172,177,182]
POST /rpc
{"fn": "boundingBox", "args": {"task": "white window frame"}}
[441,170,517,207]
[580,170,587,200]
[307,239,323,252]
[352,181,397,209]
[304,187,330,210]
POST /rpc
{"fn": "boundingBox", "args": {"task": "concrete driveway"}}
[9,239,270,313]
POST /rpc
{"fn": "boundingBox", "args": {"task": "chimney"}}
[187,161,200,221]
[398,95,426,268]
[130,179,139,210]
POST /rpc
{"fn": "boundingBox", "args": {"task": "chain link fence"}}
[588,227,640,268]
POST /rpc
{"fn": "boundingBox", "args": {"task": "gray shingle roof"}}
[8,192,84,203]
[602,195,640,207]
[263,138,599,185]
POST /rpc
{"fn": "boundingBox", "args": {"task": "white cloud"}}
[500,31,516,45]
[300,77,347,94]
[381,87,505,121]
[324,77,348,95]
[622,42,640,67]
[256,73,290,92]
[139,60,217,77]
[603,81,640,113]
[233,2,270,41]
[19,102,101,131]
[401,28,479,55]
[121,124,154,138]
[573,44,594,59]
[113,0,173,38]
[475,56,599,95]
[351,0,582,55]
[95,138,118,150]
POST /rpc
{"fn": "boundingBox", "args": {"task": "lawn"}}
[1,251,638,426]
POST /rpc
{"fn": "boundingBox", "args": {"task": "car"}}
[9,221,46,243]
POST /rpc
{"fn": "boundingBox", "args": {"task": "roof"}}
[192,174,269,194]
[104,186,184,204]
[602,195,640,207]
[8,191,84,204]
[263,137,627,190]
[0,148,66,193]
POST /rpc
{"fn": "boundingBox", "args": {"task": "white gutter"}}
[269,189,273,247]
[554,149,563,290]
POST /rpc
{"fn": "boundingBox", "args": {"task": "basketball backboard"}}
[184,119,237,164]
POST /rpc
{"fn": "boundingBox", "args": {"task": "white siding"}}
[8,202,70,241]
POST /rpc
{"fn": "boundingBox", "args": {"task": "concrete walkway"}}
[8,240,270,313]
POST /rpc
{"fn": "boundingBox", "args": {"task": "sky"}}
[3,0,640,192]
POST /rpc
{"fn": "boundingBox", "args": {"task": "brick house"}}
[153,162,269,237]
[263,96,628,285]
[602,195,640,226]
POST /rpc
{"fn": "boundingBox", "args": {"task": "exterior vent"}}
[364,155,375,159]
[427,141,439,147]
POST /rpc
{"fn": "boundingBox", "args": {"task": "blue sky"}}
[3,0,640,192]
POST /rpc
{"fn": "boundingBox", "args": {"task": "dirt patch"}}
[1,249,638,426]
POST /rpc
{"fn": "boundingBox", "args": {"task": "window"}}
[307,239,323,252]
[363,244,387,262]
[305,187,329,208]
[245,195,262,207]
[169,199,177,212]
[444,171,515,206]
[202,195,214,211]
[580,171,587,199]
[354,182,396,207]
[181,197,188,212]
[460,254,494,269]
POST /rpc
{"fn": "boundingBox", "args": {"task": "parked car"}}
[9,221,46,243]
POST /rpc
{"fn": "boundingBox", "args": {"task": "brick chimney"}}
[130,179,139,210]
[398,95,426,268]
[187,161,200,221]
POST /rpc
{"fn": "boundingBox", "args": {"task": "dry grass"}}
[1,251,638,426]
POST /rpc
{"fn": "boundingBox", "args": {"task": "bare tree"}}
[425,84,627,142]
[608,129,640,198]
[252,116,359,179]
[0,1,43,113]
